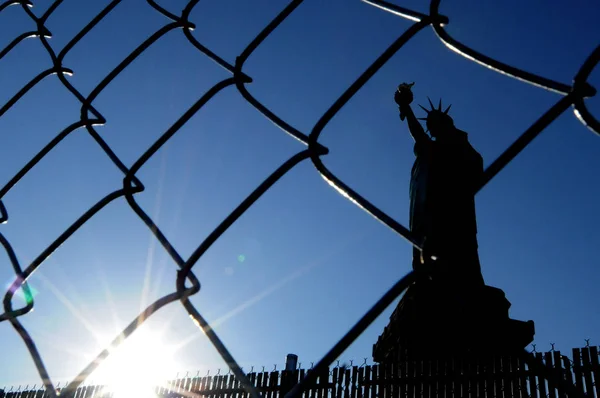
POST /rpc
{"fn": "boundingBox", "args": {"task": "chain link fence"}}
[0,0,598,397]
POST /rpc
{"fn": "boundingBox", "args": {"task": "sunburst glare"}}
[92,328,179,397]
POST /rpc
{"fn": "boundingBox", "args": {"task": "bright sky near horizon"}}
[0,0,598,390]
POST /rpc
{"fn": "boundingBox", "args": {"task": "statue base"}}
[372,279,535,362]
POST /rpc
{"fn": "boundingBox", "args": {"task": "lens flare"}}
[92,328,178,397]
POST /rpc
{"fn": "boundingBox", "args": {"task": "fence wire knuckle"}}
[0,0,597,397]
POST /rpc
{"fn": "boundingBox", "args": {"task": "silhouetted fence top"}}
[2,346,598,398]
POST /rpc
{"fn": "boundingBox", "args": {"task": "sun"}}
[92,328,179,397]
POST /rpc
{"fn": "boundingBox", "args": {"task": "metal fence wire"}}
[0,0,597,397]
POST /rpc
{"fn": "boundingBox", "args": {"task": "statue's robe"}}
[409,128,485,287]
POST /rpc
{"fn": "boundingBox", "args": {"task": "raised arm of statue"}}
[394,82,429,145]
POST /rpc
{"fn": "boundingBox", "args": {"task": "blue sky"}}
[0,0,598,389]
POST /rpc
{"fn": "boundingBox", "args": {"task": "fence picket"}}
[210,375,218,398]
[573,348,585,397]
[552,351,565,398]
[581,347,594,397]
[526,354,539,398]
[386,361,394,398]
[331,367,339,398]
[226,373,234,398]
[298,369,306,398]
[224,374,231,398]
[473,355,482,398]
[363,365,371,398]
[264,372,269,398]
[544,352,556,398]
[469,355,477,398]
[534,353,547,398]
[237,371,245,398]
[202,374,210,398]
[87,387,97,398]
[342,367,350,398]
[491,355,501,398]
[209,375,218,398]
[398,357,405,398]
[383,362,391,398]
[590,346,600,398]
[314,369,322,398]
[501,354,511,398]
[371,364,378,398]
[351,366,358,398]
[460,355,469,398]
[83,385,94,398]
[214,375,221,398]
[273,371,279,398]
[175,375,184,395]
[186,374,193,394]
[422,356,430,398]
[271,371,280,398]
[185,375,193,395]
[438,356,445,398]
[255,372,263,398]
[442,356,450,398]
[214,374,222,398]
[406,357,415,398]
[357,366,364,398]
[561,355,573,398]
[437,356,445,398]
[510,354,521,398]
[186,375,195,394]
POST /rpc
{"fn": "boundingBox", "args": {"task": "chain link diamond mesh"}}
[0,0,598,397]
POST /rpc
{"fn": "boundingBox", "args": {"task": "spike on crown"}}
[417,98,452,122]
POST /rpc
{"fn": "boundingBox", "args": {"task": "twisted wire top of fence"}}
[0,0,597,397]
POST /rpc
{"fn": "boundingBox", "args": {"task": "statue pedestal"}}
[372,279,535,362]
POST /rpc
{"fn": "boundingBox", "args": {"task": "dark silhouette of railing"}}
[0,0,597,397]
[2,346,599,397]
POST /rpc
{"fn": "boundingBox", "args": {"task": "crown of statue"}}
[417,97,453,125]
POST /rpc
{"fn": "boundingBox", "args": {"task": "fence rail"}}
[2,346,599,398]
[0,0,598,397]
